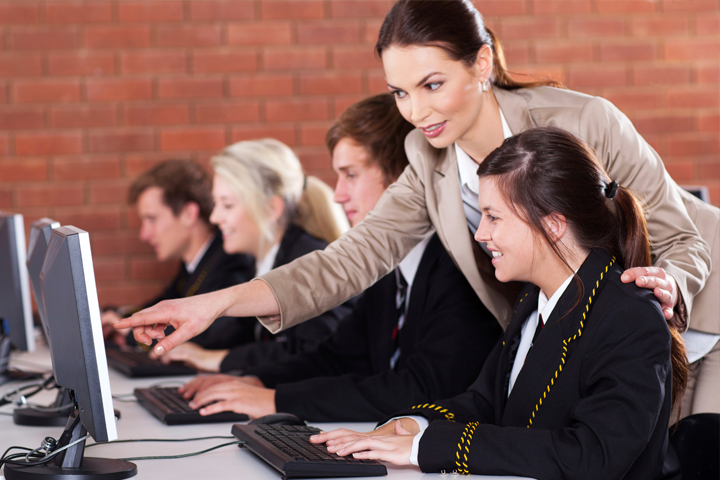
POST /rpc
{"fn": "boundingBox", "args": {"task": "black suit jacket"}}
[386,249,681,480]
[244,234,502,422]
[219,224,352,372]
[126,231,255,350]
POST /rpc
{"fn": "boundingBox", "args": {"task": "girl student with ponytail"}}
[118,0,717,413]
[313,126,687,480]
[151,138,352,373]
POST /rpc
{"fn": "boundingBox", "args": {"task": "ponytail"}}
[612,185,688,413]
[296,176,349,244]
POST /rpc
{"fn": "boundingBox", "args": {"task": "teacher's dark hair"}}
[375,0,562,90]
[477,126,687,411]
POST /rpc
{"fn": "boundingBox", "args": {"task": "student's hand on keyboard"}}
[180,374,264,400]
[149,342,227,372]
[186,376,275,419]
[312,420,416,466]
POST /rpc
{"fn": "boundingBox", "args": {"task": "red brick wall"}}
[0,0,718,308]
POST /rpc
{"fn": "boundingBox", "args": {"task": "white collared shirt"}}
[185,234,214,274]
[254,242,281,278]
[397,235,432,302]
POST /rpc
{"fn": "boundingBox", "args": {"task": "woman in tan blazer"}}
[118,0,719,414]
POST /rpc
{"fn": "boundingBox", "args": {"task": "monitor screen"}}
[41,226,117,442]
[0,212,35,353]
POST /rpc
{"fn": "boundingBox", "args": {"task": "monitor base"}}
[14,388,74,427]
[3,457,138,480]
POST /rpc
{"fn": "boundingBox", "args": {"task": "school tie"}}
[531,314,544,347]
[390,269,408,370]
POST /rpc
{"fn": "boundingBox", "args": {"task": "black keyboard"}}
[231,424,387,478]
[106,348,196,377]
[134,387,249,425]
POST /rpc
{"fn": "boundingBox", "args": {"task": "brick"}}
[600,43,656,61]
[0,135,8,155]
[160,128,226,151]
[632,65,691,85]
[604,91,661,110]
[0,3,39,24]
[156,26,222,48]
[96,284,165,308]
[301,124,332,146]
[229,74,294,96]
[698,113,720,132]
[16,132,82,156]
[0,86,5,104]
[297,22,360,44]
[54,208,122,231]
[192,51,257,73]
[124,104,190,126]
[0,159,47,181]
[264,47,326,70]
[535,43,594,63]
[567,18,625,37]
[88,132,155,153]
[262,1,324,19]
[695,15,720,35]
[367,72,387,94]
[665,40,720,60]
[631,17,689,36]
[297,150,330,170]
[93,257,125,282]
[231,124,296,146]
[85,26,151,48]
[121,51,186,74]
[91,232,152,255]
[633,115,694,134]
[189,1,255,21]
[0,107,44,130]
[53,157,121,180]
[118,2,184,22]
[0,54,42,77]
[333,95,367,117]
[330,0,392,17]
[501,18,560,40]
[665,162,696,181]
[332,46,382,69]
[45,2,112,24]
[508,67,565,86]
[266,99,329,121]
[51,105,117,128]
[473,0,527,16]
[532,0,591,14]
[668,138,719,157]
[125,153,191,177]
[661,0,719,12]
[300,73,362,95]
[567,66,626,88]
[699,161,720,179]
[16,184,84,207]
[87,79,153,102]
[89,180,131,204]
[131,258,178,280]
[195,102,260,124]
[158,78,223,99]
[10,29,78,50]
[47,52,115,76]
[597,0,657,13]
[0,187,10,208]
[361,19,383,44]
[501,41,531,65]
[667,89,719,108]
[228,22,292,45]
[698,65,720,84]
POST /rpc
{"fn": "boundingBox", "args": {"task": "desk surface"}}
[1,344,532,480]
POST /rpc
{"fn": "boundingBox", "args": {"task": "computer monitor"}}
[0,212,36,386]
[3,226,137,479]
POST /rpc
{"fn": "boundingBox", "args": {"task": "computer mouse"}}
[248,413,307,426]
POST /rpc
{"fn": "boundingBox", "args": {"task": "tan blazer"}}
[260,86,718,334]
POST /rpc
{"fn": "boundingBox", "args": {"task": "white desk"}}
[1,346,532,480]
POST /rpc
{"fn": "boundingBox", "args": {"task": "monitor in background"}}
[13,218,74,427]
[0,212,36,387]
[3,226,137,480]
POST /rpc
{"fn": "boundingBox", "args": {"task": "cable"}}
[0,434,91,467]
[118,440,243,461]
[87,435,235,447]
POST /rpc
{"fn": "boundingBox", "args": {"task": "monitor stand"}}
[0,336,42,387]
[14,387,75,427]
[3,409,137,480]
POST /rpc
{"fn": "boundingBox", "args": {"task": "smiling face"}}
[209,175,262,257]
[474,177,542,284]
[382,45,489,149]
[332,138,388,227]
[137,186,193,262]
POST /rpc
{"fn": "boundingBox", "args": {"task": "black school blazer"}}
[385,249,681,480]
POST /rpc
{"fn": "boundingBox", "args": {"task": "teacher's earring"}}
[482,79,490,92]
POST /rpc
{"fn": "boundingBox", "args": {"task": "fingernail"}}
[155,345,164,355]
[621,274,628,281]
[310,435,317,440]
